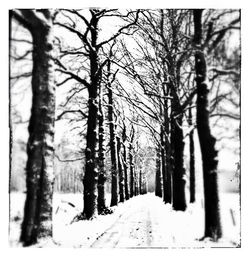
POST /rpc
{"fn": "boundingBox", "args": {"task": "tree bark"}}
[160,126,167,202]
[193,9,222,240]
[107,60,118,207]
[83,91,98,218]
[117,136,125,202]
[13,10,55,246]
[163,96,172,204]
[83,15,100,219]
[122,127,130,200]
[188,105,195,203]
[139,169,142,195]
[129,127,135,198]
[155,149,162,198]
[171,88,187,211]
[97,84,106,213]
[134,169,139,196]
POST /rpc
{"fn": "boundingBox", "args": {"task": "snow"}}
[9,192,240,248]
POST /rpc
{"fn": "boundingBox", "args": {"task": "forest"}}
[9,9,240,248]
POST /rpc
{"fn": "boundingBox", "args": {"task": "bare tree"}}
[97,81,106,213]
[188,104,195,203]
[129,126,135,198]
[155,149,162,197]
[122,122,130,200]
[193,9,222,240]
[117,136,125,202]
[12,9,55,246]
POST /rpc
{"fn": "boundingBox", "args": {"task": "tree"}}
[155,149,162,197]
[122,122,130,200]
[117,136,125,202]
[97,81,106,213]
[193,9,222,240]
[107,59,119,207]
[129,126,135,198]
[188,104,195,203]
[12,9,55,246]
[170,86,187,211]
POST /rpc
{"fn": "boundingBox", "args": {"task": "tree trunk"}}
[189,105,195,203]
[171,88,187,211]
[97,84,106,213]
[139,169,142,195]
[129,128,135,198]
[117,136,125,202]
[107,61,118,207]
[17,11,55,246]
[134,169,139,196]
[122,142,130,201]
[83,89,98,218]
[83,15,100,218]
[122,126,129,200]
[163,96,172,204]
[160,127,167,202]
[155,149,162,197]
[193,9,222,240]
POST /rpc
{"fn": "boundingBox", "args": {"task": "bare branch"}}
[10,72,32,80]
[56,109,88,121]
[56,69,90,88]
[97,10,140,48]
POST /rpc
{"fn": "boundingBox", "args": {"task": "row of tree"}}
[10,9,240,246]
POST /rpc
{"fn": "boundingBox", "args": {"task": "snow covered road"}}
[90,193,240,248]
[10,192,240,248]
[90,199,154,247]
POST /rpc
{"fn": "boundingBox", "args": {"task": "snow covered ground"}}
[9,192,240,248]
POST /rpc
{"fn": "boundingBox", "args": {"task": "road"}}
[90,194,179,248]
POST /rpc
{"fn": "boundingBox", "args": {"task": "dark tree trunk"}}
[117,137,125,202]
[165,142,172,204]
[107,61,118,207]
[189,105,196,203]
[171,87,187,211]
[83,15,100,219]
[97,84,106,213]
[139,169,142,195]
[160,127,167,202]
[134,169,139,196]
[193,9,222,240]
[129,127,135,197]
[14,10,55,246]
[155,149,162,198]
[122,132,130,200]
[163,96,172,204]
[83,88,99,218]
